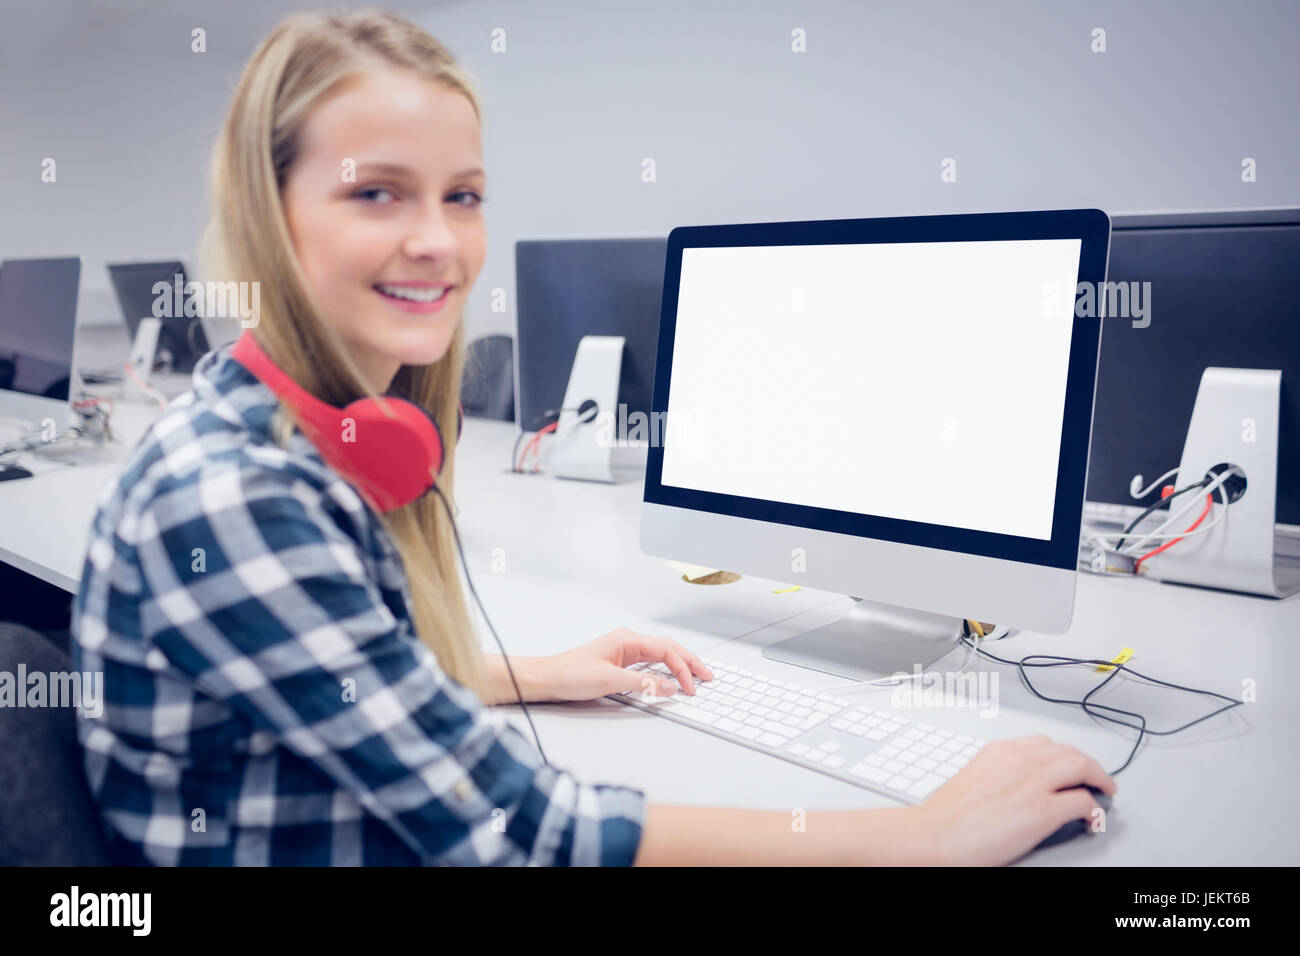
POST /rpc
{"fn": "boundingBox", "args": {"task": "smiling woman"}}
[69,5,717,870]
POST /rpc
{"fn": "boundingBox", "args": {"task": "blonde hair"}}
[198,8,487,697]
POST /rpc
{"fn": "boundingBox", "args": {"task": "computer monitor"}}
[1085,208,1300,534]
[641,210,1110,680]
[107,260,210,373]
[514,237,665,432]
[0,256,83,424]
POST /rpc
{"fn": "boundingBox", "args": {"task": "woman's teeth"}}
[375,284,448,302]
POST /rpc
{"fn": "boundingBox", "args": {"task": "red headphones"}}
[231,329,460,513]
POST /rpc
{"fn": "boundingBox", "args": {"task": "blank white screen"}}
[659,238,1082,541]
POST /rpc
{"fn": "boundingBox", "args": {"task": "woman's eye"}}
[448,190,484,208]
[356,187,397,204]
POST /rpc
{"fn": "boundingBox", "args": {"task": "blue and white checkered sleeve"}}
[133,461,646,866]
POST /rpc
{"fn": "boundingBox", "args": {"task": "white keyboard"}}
[610,657,986,803]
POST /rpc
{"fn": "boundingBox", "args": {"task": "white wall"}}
[2,0,1297,338]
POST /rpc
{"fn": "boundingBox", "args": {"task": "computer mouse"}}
[1034,785,1112,850]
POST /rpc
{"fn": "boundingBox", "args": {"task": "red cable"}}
[1133,494,1213,571]
[519,421,558,472]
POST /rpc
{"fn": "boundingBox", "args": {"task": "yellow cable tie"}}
[1096,647,1135,672]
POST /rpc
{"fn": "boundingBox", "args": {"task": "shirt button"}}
[454,779,473,802]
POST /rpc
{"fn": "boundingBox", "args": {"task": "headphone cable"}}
[430,484,550,765]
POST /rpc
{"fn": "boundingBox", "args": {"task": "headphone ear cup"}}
[231,331,449,512]
[333,398,445,512]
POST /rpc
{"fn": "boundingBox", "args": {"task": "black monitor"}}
[514,238,665,431]
[0,256,82,404]
[107,260,210,373]
[1086,208,1300,529]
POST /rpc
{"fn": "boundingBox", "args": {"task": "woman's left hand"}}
[528,627,714,703]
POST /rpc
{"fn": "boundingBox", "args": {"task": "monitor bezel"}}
[643,208,1111,572]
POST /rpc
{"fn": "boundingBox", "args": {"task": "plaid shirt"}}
[70,341,645,866]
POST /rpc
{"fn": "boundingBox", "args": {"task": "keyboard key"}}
[673,705,717,725]
[763,723,800,739]
[823,756,846,769]
[757,733,786,748]
[850,764,891,784]
[907,773,947,799]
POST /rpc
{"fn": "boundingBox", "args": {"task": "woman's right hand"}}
[910,736,1117,866]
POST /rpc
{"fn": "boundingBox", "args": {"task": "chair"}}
[460,334,515,422]
[0,622,111,865]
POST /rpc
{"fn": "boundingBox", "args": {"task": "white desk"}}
[1,390,1297,865]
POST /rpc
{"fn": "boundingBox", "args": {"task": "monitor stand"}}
[763,597,963,683]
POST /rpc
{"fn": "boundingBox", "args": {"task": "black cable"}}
[430,484,550,765]
[509,406,584,473]
[1114,479,1207,551]
[509,430,528,473]
[957,627,1243,776]
[508,408,560,473]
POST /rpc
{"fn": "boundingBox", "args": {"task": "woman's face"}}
[282,68,487,393]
